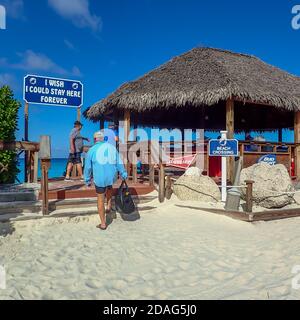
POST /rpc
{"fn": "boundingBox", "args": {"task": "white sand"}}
[1,195,300,300]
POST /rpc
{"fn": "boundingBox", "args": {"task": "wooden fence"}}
[0,140,40,183]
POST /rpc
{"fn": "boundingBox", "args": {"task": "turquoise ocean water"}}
[17,158,68,183]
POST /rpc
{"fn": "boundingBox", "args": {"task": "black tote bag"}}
[115,181,136,215]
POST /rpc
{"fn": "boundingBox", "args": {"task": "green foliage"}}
[0,86,21,184]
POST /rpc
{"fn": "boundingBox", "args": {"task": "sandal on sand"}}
[96,225,107,231]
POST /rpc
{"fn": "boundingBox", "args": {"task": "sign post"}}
[24,102,29,183]
[209,132,239,202]
[23,75,83,182]
[221,131,227,202]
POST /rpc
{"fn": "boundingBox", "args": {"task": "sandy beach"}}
[1,194,300,300]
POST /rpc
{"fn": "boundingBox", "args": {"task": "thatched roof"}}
[85,47,300,129]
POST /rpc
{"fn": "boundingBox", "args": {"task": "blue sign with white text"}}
[258,154,277,165]
[23,75,83,107]
[209,139,239,157]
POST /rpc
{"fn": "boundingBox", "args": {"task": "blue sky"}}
[1,0,300,157]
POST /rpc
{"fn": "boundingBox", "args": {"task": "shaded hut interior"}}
[122,101,294,133]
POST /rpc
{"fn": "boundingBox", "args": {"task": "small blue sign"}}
[23,75,83,108]
[209,139,239,157]
[258,154,277,165]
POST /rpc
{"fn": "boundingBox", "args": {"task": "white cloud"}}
[0,73,18,90]
[71,66,82,77]
[48,0,102,32]
[64,39,76,51]
[1,0,25,20]
[0,50,82,77]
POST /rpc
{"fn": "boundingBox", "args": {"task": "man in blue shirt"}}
[84,131,128,230]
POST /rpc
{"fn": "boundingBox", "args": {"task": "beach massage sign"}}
[23,75,83,108]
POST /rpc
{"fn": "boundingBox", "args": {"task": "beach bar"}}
[85,48,300,183]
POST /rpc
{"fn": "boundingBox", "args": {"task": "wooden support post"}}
[245,180,254,213]
[278,128,283,143]
[77,107,81,122]
[148,140,155,186]
[226,98,235,183]
[28,151,34,183]
[133,123,138,142]
[100,116,105,130]
[124,110,131,176]
[182,128,185,156]
[132,164,137,183]
[158,162,165,203]
[41,160,50,215]
[124,110,131,142]
[24,102,29,183]
[39,136,51,216]
[113,110,120,151]
[165,174,173,200]
[33,151,39,183]
[294,112,300,180]
[158,138,166,202]
[25,151,31,183]
[132,122,138,183]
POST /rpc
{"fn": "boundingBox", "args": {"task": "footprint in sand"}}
[152,267,163,274]
[213,271,236,281]
[142,273,155,281]
[178,262,191,271]
[85,279,103,290]
[111,279,127,290]
[141,287,156,297]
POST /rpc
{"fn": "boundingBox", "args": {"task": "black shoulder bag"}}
[115,180,136,215]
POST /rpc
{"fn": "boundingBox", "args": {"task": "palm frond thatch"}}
[85,47,300,121]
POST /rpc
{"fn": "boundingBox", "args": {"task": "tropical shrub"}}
[0,86,21,184]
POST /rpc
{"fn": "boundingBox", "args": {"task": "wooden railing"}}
[83,139,299,203]
[0,140,40,183]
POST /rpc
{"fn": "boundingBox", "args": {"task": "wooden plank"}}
[177,206,251,222]
[0,141,39,152]
[252,209,300,222]
[181,206,300,223]
[226,99,235,183]
[294,112,300,179]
